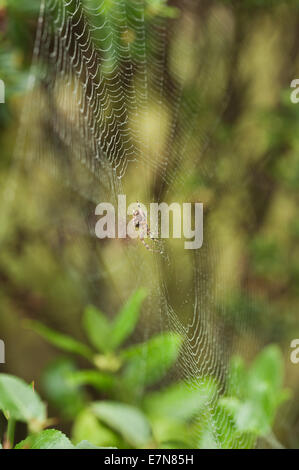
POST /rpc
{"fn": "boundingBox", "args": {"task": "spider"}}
[132,202,162,253]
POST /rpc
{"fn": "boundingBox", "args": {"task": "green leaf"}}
[91,401,152,447]
[144,378,217,422]
[220,394,274,437]
[0,374,46,428]
[15,430,74,449]
[220,346,290,438]
[247,345,283,396]
[75,440,117,449]
[198,406,250,450]
[245,345,289,434]
[121,333,183,389]
[219,397,242,418]
[110,289,147,349]
[42,358,86,419]
[83,291,147,353]
[68,370,115,392]
[26,320,93,360]
[148,416,193,448]
[227,356,247,398]
[83,305,111,353]
[72,409,119,448]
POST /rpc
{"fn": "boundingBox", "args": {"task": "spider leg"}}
[146,225,157,240]
[140,236,163,253]
[140,237,152,251]
[133,209,163,253]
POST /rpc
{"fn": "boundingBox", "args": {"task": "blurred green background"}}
[1,0,299,449]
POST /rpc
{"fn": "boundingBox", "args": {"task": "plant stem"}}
[7,418,16,448]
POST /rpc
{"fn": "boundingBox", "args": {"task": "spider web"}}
[11,0,263,448]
